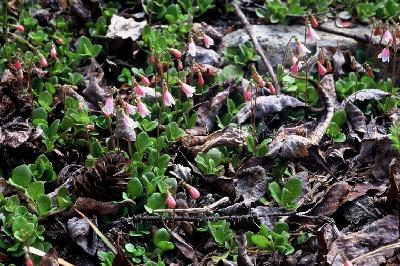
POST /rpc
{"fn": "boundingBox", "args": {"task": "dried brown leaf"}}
[308,182,351,216]
[236,166,272,204]
[345,101,367,134]
[327,215,399,266]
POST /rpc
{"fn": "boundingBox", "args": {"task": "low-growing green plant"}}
[268,178,302,210]
[247,137,271,157]
[195,148,225,175]
[198,220,236,251]
[125,243,146,264]
[0,195,50,257]
[248,222,294,255]
[389,124,400,152]
[326,109,347,143]
[98,251,115,266]
[223,42,260,67]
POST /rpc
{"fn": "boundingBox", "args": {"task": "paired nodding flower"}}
[290,56,300,75]
[102,96,114,117]
[134,80,145,98]
[317,61,327,76]
[50,44,58,60]
[178,80,196,98]
[306,24,320,42]
[137,98,150,118]
[378,47,390,63]
[203,34,214,48]
[295,38,311,58]
[163,85,175,107]
[243,87,252,102]
[187,36,197,57]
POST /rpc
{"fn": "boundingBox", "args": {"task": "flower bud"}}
[56,37,63,45]
[38,53,48,68]
[268,82,276,95]
[170,48,182,59]
[149,54,156,64]
[15,24,25,32]
[310,15,318,28]
[197,70,204,86]
[165,192,176,209]
[185,184,200,200]
[140,75,151,86]
[50,44,58,60]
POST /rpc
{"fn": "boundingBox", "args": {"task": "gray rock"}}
[220,24,359,69]
[106,14,146,41]
[186,46,221,66]
[318,20,381,44]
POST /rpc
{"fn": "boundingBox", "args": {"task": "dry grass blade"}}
[25,246,75,266]
[75,209,118,254]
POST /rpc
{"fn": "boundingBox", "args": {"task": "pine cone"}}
[75,153,131,201]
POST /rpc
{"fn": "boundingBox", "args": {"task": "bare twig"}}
[153,197,229,214]
[232,1,281,94]
[107,212,292,225]
[25,246,75,266]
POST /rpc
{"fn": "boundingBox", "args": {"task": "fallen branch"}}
[26,246,74,266]
[153,197,229,214]
[232,1,281,94]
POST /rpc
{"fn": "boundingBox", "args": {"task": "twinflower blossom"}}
[178,80,195,97]
[378,47,390,62]
[137,98,150,118]
[102,96,114,117]
[187,36,196,57]
[203,34,214,48]
[163,87,175,106]
[307,25,320,42]
[295,39,311,57]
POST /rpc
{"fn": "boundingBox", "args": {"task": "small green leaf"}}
[268,182,282,204]
[154,228,170,245]
[127,178,143,199]
[37,194,52,215]
[11,165,32,188]
[26,181,44,201]
[145,193,166,212]
[136,132,150,154]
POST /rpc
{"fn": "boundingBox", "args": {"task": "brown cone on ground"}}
[75,153,131,201]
